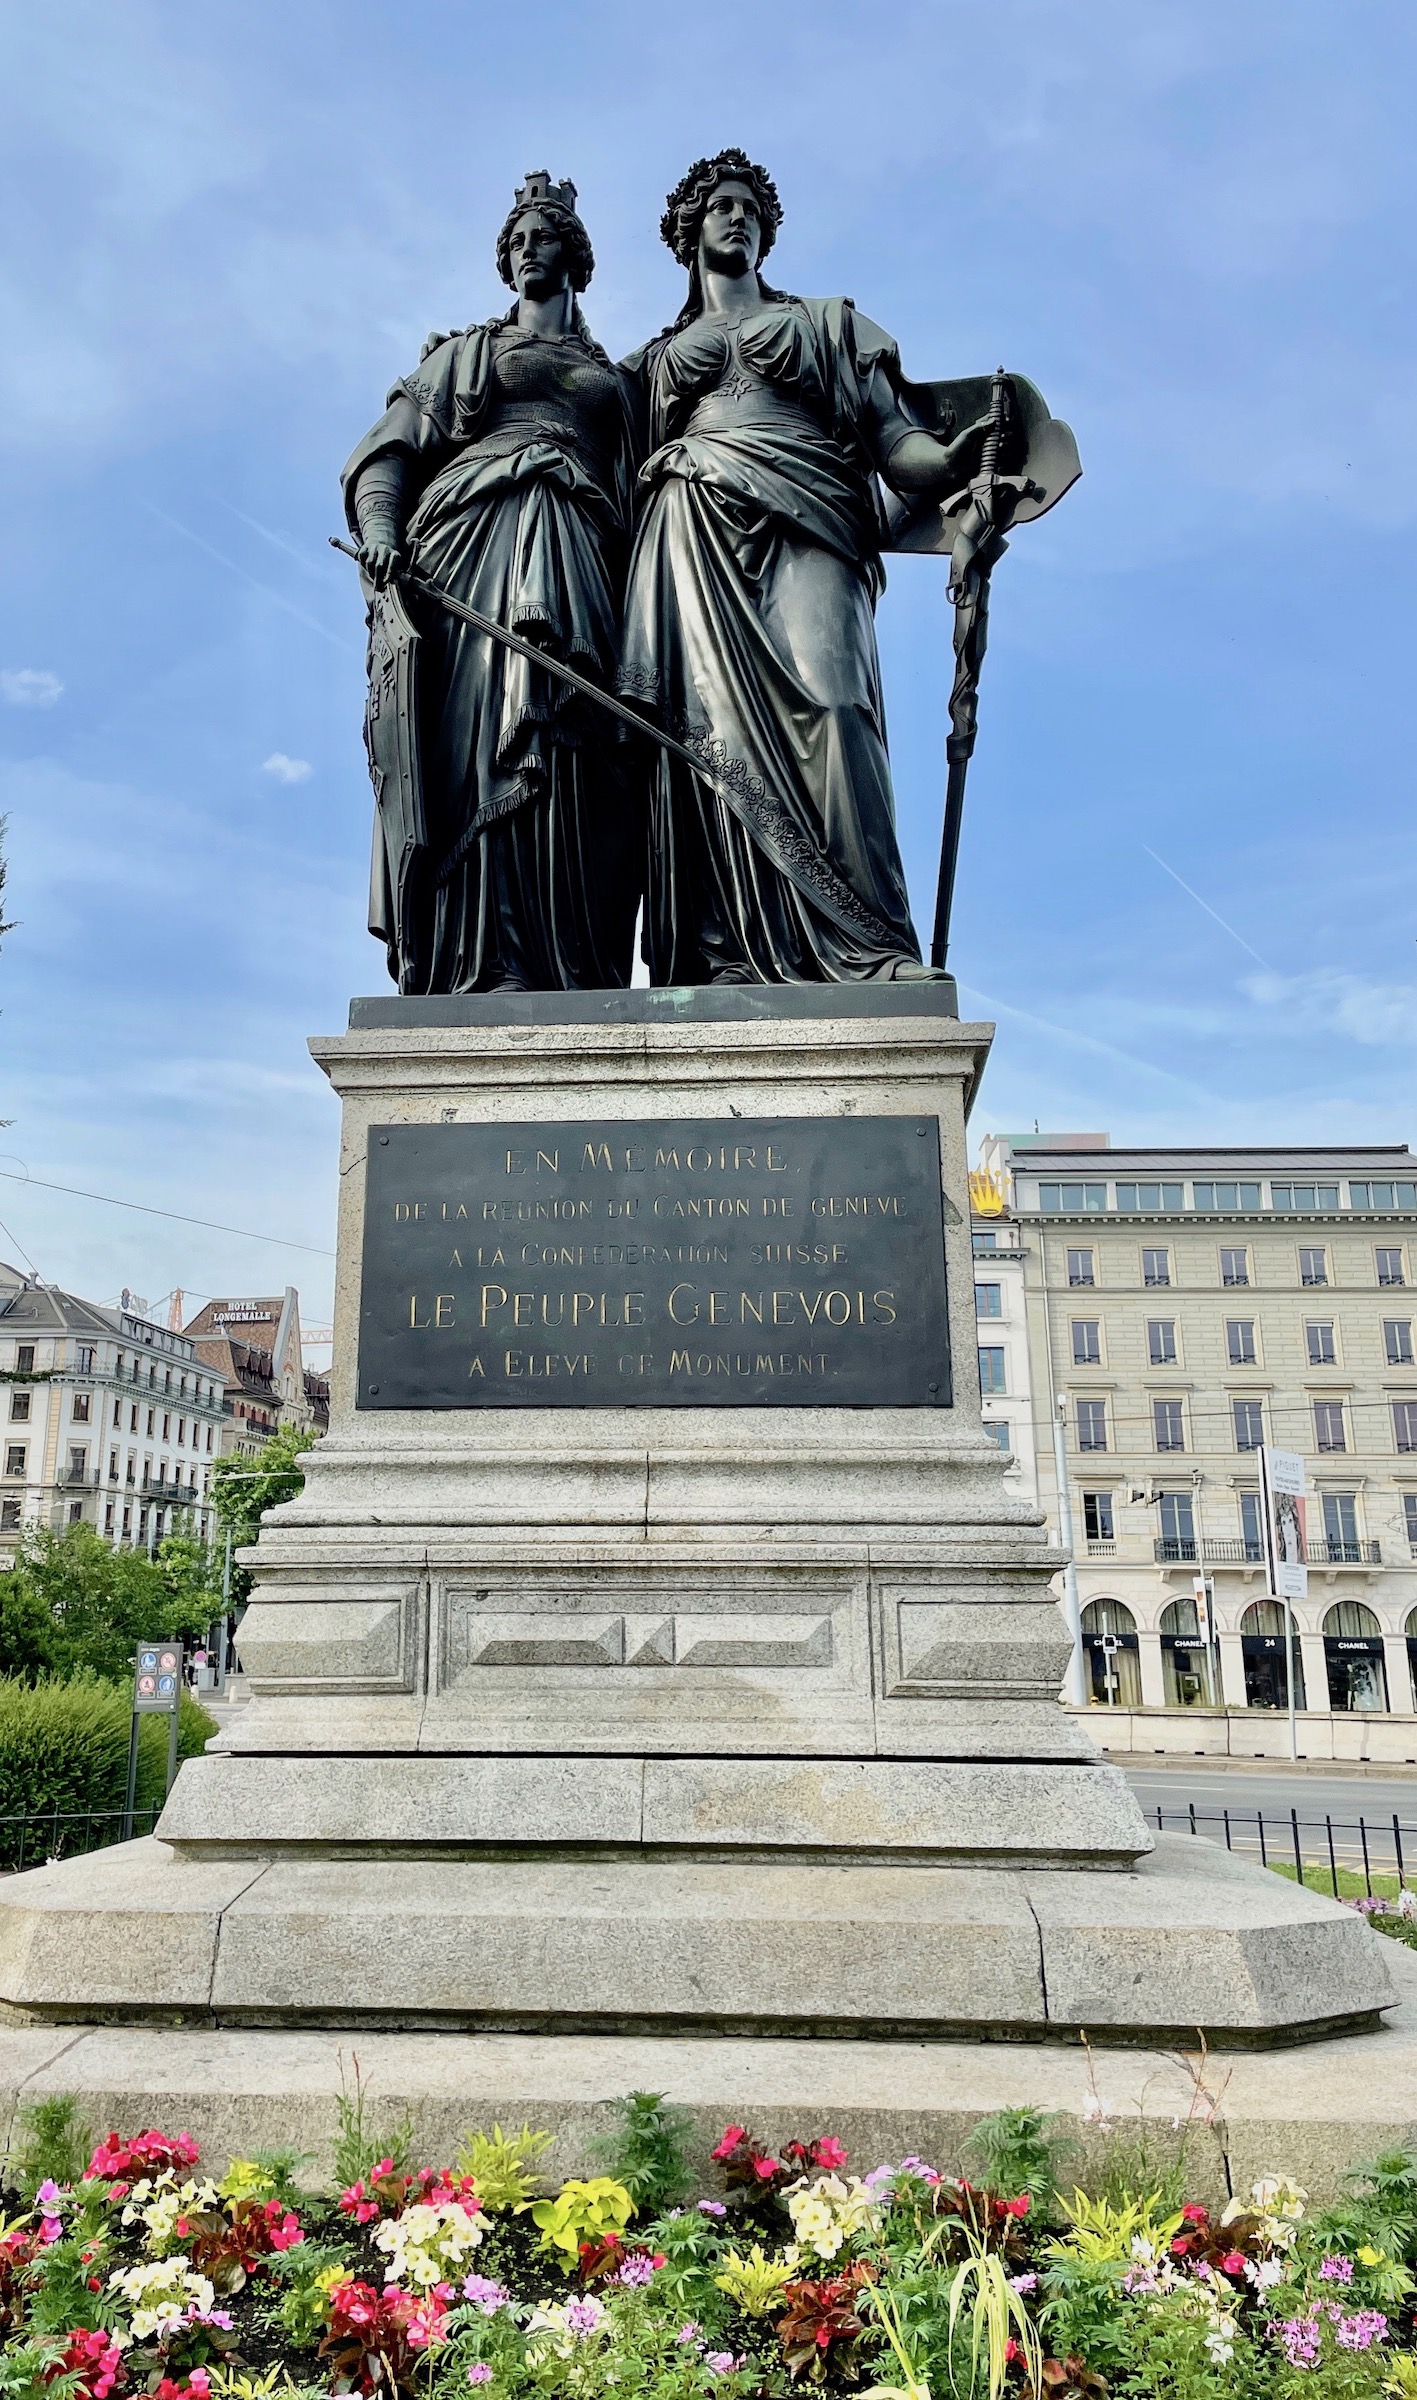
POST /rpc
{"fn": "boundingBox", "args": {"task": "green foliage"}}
[1037,2251,1134,2381]
[7,2094,93,2201]
[1092,2125,1193,2217]
[265,2244,353,2348]
[331,2052,413,2190]
[0,1522,221,1684]
[714,2244,797,2317]
[594,2091,695,2214]
[0,1673,214,1860]
[212,1427,317,1603]
[0,2338,79,2400]
[456,2122,553,2212]
[964,2107,1074,2217]
[944,2232,1044,2400]
[530,2176,635,2269]
[218,2150,314,2207]
[1056,2189,1184,2263]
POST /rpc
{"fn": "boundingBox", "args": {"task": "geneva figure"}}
[343,174,640,993]
[620,150,993,985]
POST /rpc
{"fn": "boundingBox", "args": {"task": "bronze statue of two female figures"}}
[342,151,1078,995]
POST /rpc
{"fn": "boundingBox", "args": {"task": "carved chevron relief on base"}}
[434,1578,854,1690]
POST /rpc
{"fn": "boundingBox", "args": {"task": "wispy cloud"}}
[263,752,312,784]
[1,669,62,707]
[1243,969,1417,1049]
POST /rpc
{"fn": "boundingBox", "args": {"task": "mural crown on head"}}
[514,169,578,215]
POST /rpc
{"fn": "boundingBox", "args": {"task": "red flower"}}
[813,2138,849,2172]
[86,2130,199,2184]
[1221,2252,1247,2276]
[1000,2196,1032,2219]
[753,2155,784,2180]
[1005,2340,1022,2364]
[1171,2238,1191,2256]
[47,2326,127,2400]
[1181,2205,1208,2225]
[711,2126,747,2162]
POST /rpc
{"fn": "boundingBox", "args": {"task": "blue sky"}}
[1,0,1414,1329]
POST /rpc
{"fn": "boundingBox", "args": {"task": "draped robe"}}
[619,298,926,985]
[343,319,641,993]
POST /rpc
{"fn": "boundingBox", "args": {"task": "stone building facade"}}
[0,1265,228,1561]
[183,1288,323,1455]
[976,1137,1417,1758]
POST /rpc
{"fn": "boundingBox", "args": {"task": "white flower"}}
[121,2177,218,2255]
[784,2175,880,2262]
[108,2256,216,2340]
[375,2199,490,2288]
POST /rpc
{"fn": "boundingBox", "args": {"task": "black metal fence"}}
[0,1804,165,1875]
[1155,1801,1417,1900]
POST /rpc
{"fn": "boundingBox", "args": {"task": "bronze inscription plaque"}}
[357,1117,951,1409]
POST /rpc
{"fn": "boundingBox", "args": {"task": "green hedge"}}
[0,1674,215,1866]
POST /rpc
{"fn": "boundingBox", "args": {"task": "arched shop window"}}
[1081,1598,1141,1708]
[1240,1598,1306,1712]
[1323,1599,1388,1713]
[1160,1596,1216,1708]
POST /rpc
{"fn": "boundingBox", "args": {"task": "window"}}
[8,1390,30,1421]
[108,1450,118,1480]
[0,1499,20,1531]
[972,1231,997,1252]
[1193,1181,1263,1211]
[1066,1248,1095,1287]
[1314,1400,1347,1452]
[1226,1319,1257,1365]
[1153,1398,1185,1451]
[1115,1181,1185,1211]
[206,1426,213,1453]
[1076,1398,1108,1451]
[1159,1492,1195,1552]
[177,1420,186,1445]
[1240,1491,1264,1559]
[978,1346,1006,1394]
[129,1405,138,1433]
[15,1345,34,1373]
[67,1501,82,1524]
[1406,1492,1417,1550]
[67,1446,86,1480]
[1071,1320,1101,1365]
[1377,1247,1406,1288]
[1040,1181,1107,1213]
[1300,1247,1328,1286]
[1147,1319,1177,1365]
[1233,1398,1265,1451]
[975,1282,1002,1318]
[162,1413,171,1440]
[1142,1248,1171,1287]
[146,1409,155,1437]
[983,1421,1011,1452]
[1322,1493,1359,1560]
[4,1445,26,1477]
[1394,1403,1417,1454]
[1351,1181,1417,1210]
[1306,1322,1337,1365]
[76,1346,94,1373]
[1272,1181,1341,1211]
[71,1392,91,1423]
[1082,1491,1115,1542]
[1220,1247,1250,1286]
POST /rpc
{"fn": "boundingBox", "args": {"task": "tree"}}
[0,1523,221,1684]
[211,1423,318,1603]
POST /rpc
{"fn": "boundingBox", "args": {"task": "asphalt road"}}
[1120,1760,1417,1877]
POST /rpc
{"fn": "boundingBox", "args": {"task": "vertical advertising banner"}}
[1259,1448,1308,1603]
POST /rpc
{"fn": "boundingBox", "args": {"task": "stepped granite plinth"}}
[0,989,1396,2045]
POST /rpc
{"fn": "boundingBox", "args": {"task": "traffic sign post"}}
[123,1639,185,1840]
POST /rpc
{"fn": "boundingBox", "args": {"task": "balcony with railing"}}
[1153,1535,1381,1568]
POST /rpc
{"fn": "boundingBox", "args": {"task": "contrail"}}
[144,506,358,654]
[214,498,344,585]
[1143,845,1273,970]
[957,983,1216,1102]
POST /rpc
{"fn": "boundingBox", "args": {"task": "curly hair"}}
[660,147,783,268]
[495,199,595,293]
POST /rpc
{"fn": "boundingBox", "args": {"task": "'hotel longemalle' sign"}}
[358,1117,951,1410]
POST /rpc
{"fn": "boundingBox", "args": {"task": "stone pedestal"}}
[0,989,1396,2043]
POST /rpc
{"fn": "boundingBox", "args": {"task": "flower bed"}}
[2,2086,1416,2400]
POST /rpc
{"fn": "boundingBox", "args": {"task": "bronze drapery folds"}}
[341,158,1079,994]
[342,173,641,994]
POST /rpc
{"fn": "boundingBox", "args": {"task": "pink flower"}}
[676,2322,702,2346]
[711,2127,746,2162]
[698,2201,727,2218]
[1319,2256,1355,2284]
[616,2254,657,2288]
[1221,2252,1247,2276]
[704,2354,742,2376]
[1180,2204,1208,2225]
[752,2155,782,2180]
[1335,2311,1388,2351]
[565,2299,604,2337]
[467,2369,493,2388]
[462,2276,509,2316]
[813,2138,848,2171]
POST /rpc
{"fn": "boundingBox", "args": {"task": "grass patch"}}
[1266,1859,1403,1901]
